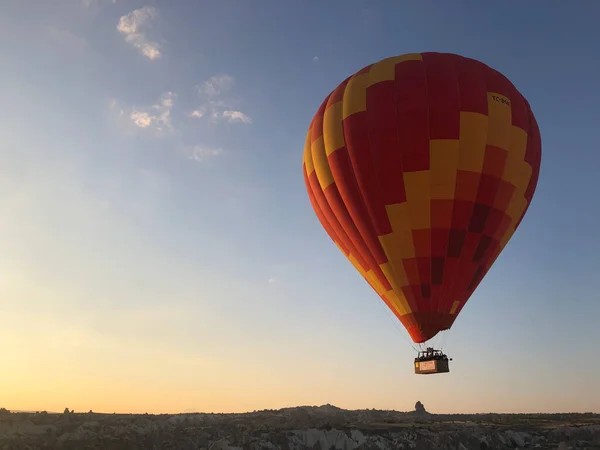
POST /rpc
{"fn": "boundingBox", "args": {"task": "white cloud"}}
[130,111,153,128]
[107,98,137,137]
[197,74,233,97]
[160,93,175,109]
[117,6,161,60]
[183,145,224,163]
[313,56,319,61]
[109,81,247,164]
[268,277,278,284]
[129,91,176,131]
[117,6,156,36]
[190,75,252,125]
[107,96,226,164]
[187,110,204,119]
[222,110,252,124]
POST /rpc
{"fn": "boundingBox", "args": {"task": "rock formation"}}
[414,401,427,414]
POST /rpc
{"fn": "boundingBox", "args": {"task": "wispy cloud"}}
[183,145,224,163]
[110,76,247,163]
[187,110,204,119]
[197,74,234,97]
[313,56,319,62]
[109,95,227,164]
[130,91,176,132]
[108,98,125,116]
[117,6,161,60]
[222,110,252,124]
[189,75,252,125]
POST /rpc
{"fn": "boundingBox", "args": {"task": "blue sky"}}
[0,0,598,414]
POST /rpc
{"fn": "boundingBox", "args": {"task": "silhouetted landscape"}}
[1,403,599,449]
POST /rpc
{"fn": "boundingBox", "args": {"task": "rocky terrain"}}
[0,403,599,450]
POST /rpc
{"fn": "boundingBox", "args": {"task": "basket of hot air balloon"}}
[414,347,452,374]
[302,52,541,374]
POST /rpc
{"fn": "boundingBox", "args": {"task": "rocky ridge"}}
[0,404,599,449]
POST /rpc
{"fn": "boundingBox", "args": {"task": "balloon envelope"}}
[302,52,541,343]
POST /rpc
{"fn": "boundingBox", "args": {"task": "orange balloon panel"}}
[302,52,541,344]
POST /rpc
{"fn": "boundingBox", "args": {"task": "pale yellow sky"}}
[1,290,597,415]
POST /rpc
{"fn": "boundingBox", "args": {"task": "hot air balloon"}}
[302,52,541,374]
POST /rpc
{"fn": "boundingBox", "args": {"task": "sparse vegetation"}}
[0,405,598,449]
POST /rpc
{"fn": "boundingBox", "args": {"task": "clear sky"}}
[1,0,599,415]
